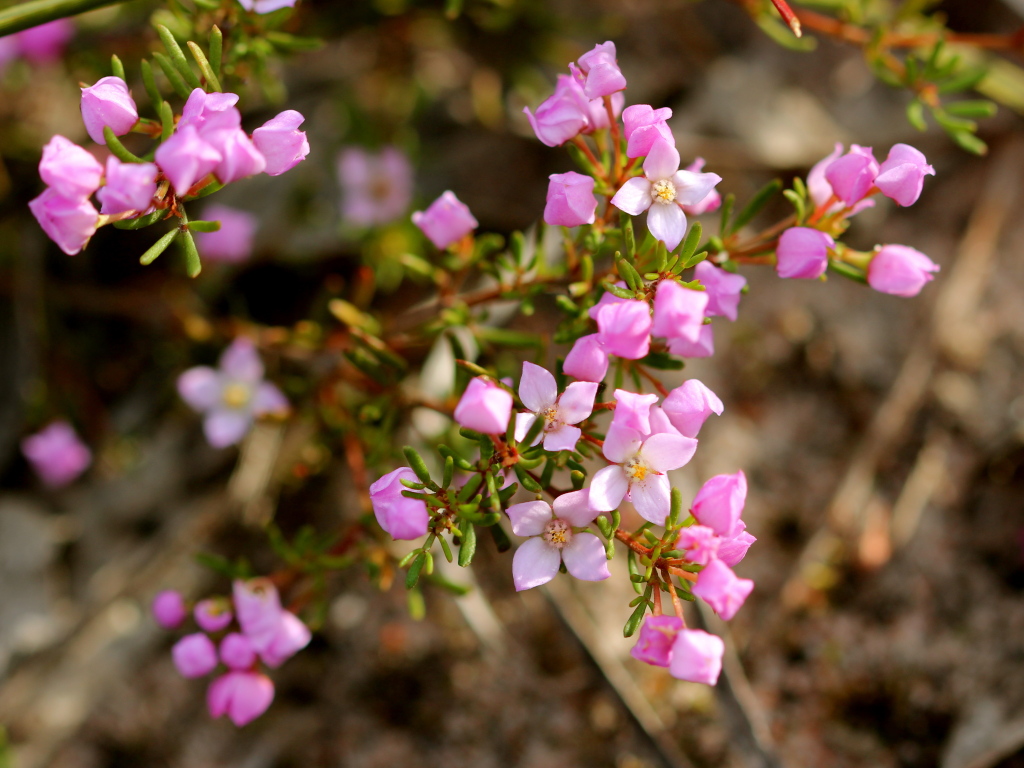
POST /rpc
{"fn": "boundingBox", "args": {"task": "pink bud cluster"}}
[152,579,311,726]
[20,420,92,488]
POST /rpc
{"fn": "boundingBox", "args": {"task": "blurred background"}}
[1,0,1024,766]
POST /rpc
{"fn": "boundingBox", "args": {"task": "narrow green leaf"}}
[406,552,426,589]
[668,487,684,528]
[623,600,648,637]
[827,259,867,283]
[103,126,143,163]
[139,228,179,265]
[438,535,453,563]
[209,25,223,81]
[442,455,454,489]
[155,24,201,90]
[682,250,709,270]
[729,178,781,234]
[679,221,702,260]
[949,129,988,156]
[489,522,511,553]
[185,219,220,233]
[623,217,635,258]
[906,99,928,131]
[782,188,806,223]
[140,59,162,110]
[570,469,585,489]
[604,281,635,300]
[617,254,642,291]
[187,40,222,92]
[718,192,735,236]
[458,522,476,566]
[937,66,988,95]
[642,350,684,371]
[114,209,164,230]
[945,99,997,119]
[158,100,174,142]
[110,53,125,80]
[152,51,191,99]
[179,227,202,277]
[402,446,435,486]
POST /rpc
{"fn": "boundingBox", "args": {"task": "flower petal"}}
[252,383,288,415]
[672,170,722,207]
[514,412,540,445]
[562,533,611,581]
[602,423,643,464]
[512,537,560,591]
[588,464,628,511]
[610,177,653,216]
[640,432,698,472]
[506,500,552,537]
[643,138,679,181]
[203,409,252,448]
[219,338,264,382]
[629,474,671,525]
[646,203,687,252]
[553,488,596,527]
[543,424,581,452]
[178,367,222,412]
[519,361,557,412]
[556,381,599,425]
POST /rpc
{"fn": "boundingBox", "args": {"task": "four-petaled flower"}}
[514,362,598,452]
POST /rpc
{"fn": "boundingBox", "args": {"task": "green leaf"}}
[155,24,201,90]
[403,446,435,486]
[718,193,734,237]
[139,228,179,265]
[264,31,324,51]
[152,51,191,100]
[110,53,125,80]
[208,25,223,81]
[623,600,648,637]
[623,217,635,258]
[641,350,684,371]
[489,522,511,553]
[949,129,988,155]
[604,281,635,300]
[668,487,684,527]
[729,178,781,234]
[782,188,807,223]
[187,40,222,92]
[406,552,426,589]
[438,535,453,563]
[423,573,471,596]
[944,99,997,119]
[158,100,174,142]
[140,59,162,110]
[458,522,476,566]
[681,250,709,271]
[617,254,643,291]
[937,66,988,95]
[827,259,867,283]
[906,99,928,131]
[114,209,164,230]
[178,227,202,277]
[103,126,143,163]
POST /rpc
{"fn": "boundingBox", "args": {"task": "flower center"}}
[222,383,252,409]
[651,179,677,205]
[540,405,560,431]
[543,518,573,549]
[624,457,650,481]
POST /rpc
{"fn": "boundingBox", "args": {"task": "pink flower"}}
[514,362,597,452]
[775,227,833,280]
[178,88,240,132]
[38,135,103,200]
[691,559,753,620]
[195,205,259,263]
[338,146,413,226]
[694,261,745,321]
[590,296,652,360]
[667,324,714,358]
[584,91,624,132]
[669,628,724,684]
[630,615,682,667]
[874,144,935,207]
[28,188,98,256]
[252,110,309,176]
[155,124,222,196]
[20,420,91,486]
[508,490,610,590]
[523,74,592,147]
[717,525,756,567]
[691,470,747,537]
[588,424,697,524]
[211,127,266,184]
[676,525,720,565]
[369,467,431,540]
[232,579,282,651]
[544,171,597,227]
[96,156,157,215]
[572,41,627,99]
[610,389,659,434]
[177,338,289,448]
[219,633,257,670]
[172,633,219,678]
[194,598,233,633]
[867,244,939,297]
[207,671,275,726]
[152,590,187,629]
[611,139,721,251]
[80,76,138,145]
[15,20,73,64]
[652,280,708,346]
[259,611,312,668]
[563,333,609,383]
[454,376,513,435]
[680,158,722,215]
[824,145,879,206]
[661,379,723,438]
[621,104,674,159]
[237,0,297,13]
[412,191,478,249]
[807,142,843,208]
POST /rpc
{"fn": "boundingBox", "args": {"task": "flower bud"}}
[20,420,92,486]
[233,578,283,652]
[824,145,879,206]
[219,633,257,670]
[669,628,724,685]
[96,156,157,215]
[258,611,312,668]
[152,590,187,629]
[874,144,935,207]
[543,171,597,227]
[562,334,608,383]
[692,470,747,538]
[621,104,673,159]
[207,671,275,726]
[523,74,591,147]
[691,559,753,621]
[630,615,683,667]
[172,633,219,678]
[662,379,724,438]
[194,598,234,633]
[454,377,513,435]
[252,110,309,176]
[775,227,833,280]
[154,124,222,196]
[369,467,431,540]
[412,191,478,250]
[80,76,138,145]
[38,135,103,200]
[28,188,98,256]
[867,244,939,297]
[573,41,627,99]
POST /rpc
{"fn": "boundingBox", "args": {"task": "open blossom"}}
[153,590,188,629]
[680,159,722,215]
[96,156,157,215]
[523,74,591,147]
[874,144,935,207]
[514,362,597,452]
[28,188,98,256]
[369,467,430,540]
[867,244,939,297]
[691,558,753,620]
[338,146,413,227]
[590,294,652,360]
[563,333,609,383]
[662,379,723,438]
[208,671,275,727]
[589,424,697,524]
[572,41,627,99]
[195,205,258,263]
[694,261,745,321]
[544,171,597,227]
[172,633,219,678]
[177,338,289,448]
[21,420,91,487]
[652,280,708,346]
[80,76,138,145]
[825,145,879,206]
[412,191,478,249]
[621,104,673,159]
[775,226,834,280]
[676,525,720,565]
[454,376,513,435]
[611,139,721,251]
[610,389,659,434]
[507,489,610,590]
[668,324,714,358]
[252,110,309,176]
[691,470,747,537]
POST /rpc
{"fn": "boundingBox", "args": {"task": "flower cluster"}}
[153,579,311,726]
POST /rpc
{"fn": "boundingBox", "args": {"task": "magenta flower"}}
[611,139,721,251]
[691,559,753,620]
[219,633,257,670]
[155,124,222,196]
[523,74,592,147]
[662,379,723,438]
[369,467,431,541]
[211,127,267,185]
[874,144,935,207]
[338,146,414,227]
[583,91,624,132]
[195,205,258,263]
[237,0,297,13]
[259,612,312,669]
[807,142,843,208]
[717,525,756,567]
[610,389,659,434]
[867,244,939,297]
[80,76,138,145]
[679,159,722,215]
[630,615,682,667]
[621,104,674,159]
[194,598,233,632]
[775,226,833,280]
[669,628,724,684]
[152,590,187,629]
[652,280,708,346]
[13,20,73,64]
[96,156,157,215]
[563,333,609,383]
[412,191,478,249]
[544,171,598,227]
[588,424,698,524]
[572,41,627,99]
[824,145,879,206]
[207,671,275,726]
[691,470,747,537]
[676,525,720,565]
[39,135,103,200]
[508,490,610,590]
[28,188,98,256]
[177,338,289,448]
[172,633,219,678]
[232,579,310,667]
[694,261,745,321]
[20,420,91,487]
[454,376,513,435]
[514,362,597,452]
[590,295,652,360]
[178,88,240,131]
[667,324,714,358]
[252,110,309,176]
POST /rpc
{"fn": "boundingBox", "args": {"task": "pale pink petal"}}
[177,367,222,412]
[556,381,598,424]
[672,170,722,207]
[506,500,552,537]
[646,204,687,252]
[552,488,596,527]
[252,382,288,415]
[519,361,558,412]
[219,338,264,382]
[588,465,629,511]
[602,423,643,464]
[543,424,581,452]
[562,533,611,581]
[640,432,698,472]
[610,177,653,216]
[512,537,561,590]
[203,409,252,447]
[629,474,672,525]
[514,412,540,445]
[643,138,680,181]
